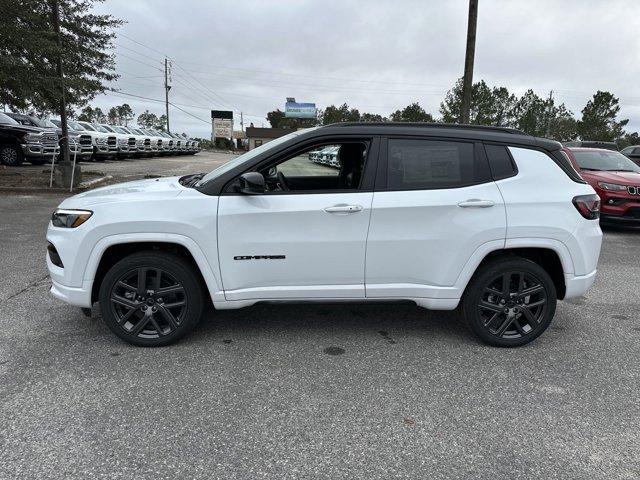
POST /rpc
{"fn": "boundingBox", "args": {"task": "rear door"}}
[365,137,506,300]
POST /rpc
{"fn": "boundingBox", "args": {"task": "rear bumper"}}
[564,269,597,299]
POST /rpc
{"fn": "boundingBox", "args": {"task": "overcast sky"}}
[93,0,640,138]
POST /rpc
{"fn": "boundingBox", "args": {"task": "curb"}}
[0,175,112,195]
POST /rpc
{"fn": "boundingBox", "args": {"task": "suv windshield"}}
[98,125,115,133]
[573,150,640,173]
[0,112,20,125]
[196,130,309,187]
[112,126,127,134]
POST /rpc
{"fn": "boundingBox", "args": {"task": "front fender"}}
[84,232,224,302]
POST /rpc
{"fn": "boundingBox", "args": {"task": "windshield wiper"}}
[612,169,638,172]
[580,168,602,171]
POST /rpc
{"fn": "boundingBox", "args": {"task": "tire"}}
[98,251,204,347]
[462,257,557,347]
[0,144,24,166]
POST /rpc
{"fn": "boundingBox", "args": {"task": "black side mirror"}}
[238,172,265,194]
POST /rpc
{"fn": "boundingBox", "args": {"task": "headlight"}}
[598,182,627,191]
[26,133,43,143]
[51,209,93,228]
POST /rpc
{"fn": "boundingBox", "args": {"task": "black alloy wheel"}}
[99,251,203,347]
[110,268,186,338]
[463,258,556,347]
[0,145,23,166]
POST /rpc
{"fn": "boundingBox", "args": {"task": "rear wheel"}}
[462,257,556,347]
[0,144,24,166]
[99,251,204,347]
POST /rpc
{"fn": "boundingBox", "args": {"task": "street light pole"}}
[460,0,478,124]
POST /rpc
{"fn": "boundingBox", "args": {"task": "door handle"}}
[457,199,495,208]
[324,204,363,214]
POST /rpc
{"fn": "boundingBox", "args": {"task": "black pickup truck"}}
[0,112,59,165]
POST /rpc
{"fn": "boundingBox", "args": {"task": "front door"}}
[217,139,377,301]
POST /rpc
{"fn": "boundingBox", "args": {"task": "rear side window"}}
[387,139,489,190]
[484,144,517,180]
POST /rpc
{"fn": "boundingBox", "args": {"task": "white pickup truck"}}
[76,121,116,161]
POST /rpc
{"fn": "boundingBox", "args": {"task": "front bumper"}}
[22,143,60,158]
[47,253,92,307]
[50,278,92,307]
[600,211,640,225]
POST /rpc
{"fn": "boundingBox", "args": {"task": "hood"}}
[582,170,640,186]
[0,123,50,134]
[59,176,184,208]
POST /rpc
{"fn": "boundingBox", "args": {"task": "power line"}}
[105,88,265,119]
[116,52,163,71]
[115,42,165,64]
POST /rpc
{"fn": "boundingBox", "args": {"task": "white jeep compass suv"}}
[46,123,602,347]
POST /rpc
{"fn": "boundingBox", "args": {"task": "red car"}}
[563,146,640,224]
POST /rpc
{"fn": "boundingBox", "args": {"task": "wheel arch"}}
[467,245,567,300]
[86,234,223,304]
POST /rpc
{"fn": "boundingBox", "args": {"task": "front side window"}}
[256,142,369,193]
[387,139,487,190]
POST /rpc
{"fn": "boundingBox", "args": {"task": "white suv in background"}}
[46,123,602,348]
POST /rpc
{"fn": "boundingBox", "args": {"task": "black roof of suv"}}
[195,122,577,195]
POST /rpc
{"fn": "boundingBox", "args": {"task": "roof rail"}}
[328,122,527,135]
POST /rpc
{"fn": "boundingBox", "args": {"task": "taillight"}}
[573,194,600,220]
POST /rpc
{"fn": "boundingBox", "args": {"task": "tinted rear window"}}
[387,139,489,190]
[484,144,517,180]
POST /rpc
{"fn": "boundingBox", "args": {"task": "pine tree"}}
[0,0,122,113]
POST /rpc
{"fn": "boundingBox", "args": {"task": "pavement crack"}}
[1,274,49,304]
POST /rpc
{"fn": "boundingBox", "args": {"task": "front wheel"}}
[0,144,24,166]
[462,257,557,347]
[99,251,204,347]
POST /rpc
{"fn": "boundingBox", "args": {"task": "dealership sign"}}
[213,118,233,138]
[285,101,316,119]
[211,110,233,139]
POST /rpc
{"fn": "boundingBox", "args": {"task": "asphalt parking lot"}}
[0,155,639,479]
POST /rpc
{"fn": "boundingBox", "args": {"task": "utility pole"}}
[50,0,80,187]
[164,57,171,133]
[546,90,554,137]
[460,0,478,124]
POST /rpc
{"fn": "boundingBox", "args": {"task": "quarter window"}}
[484,144,517,180]
[387,139,488,190]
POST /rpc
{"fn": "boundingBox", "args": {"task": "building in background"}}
[246,127,291,150]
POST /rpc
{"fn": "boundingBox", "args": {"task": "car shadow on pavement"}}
[191,301,475,347]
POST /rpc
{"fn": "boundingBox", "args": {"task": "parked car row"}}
[0,111,200,166]
[309,146,340,168]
